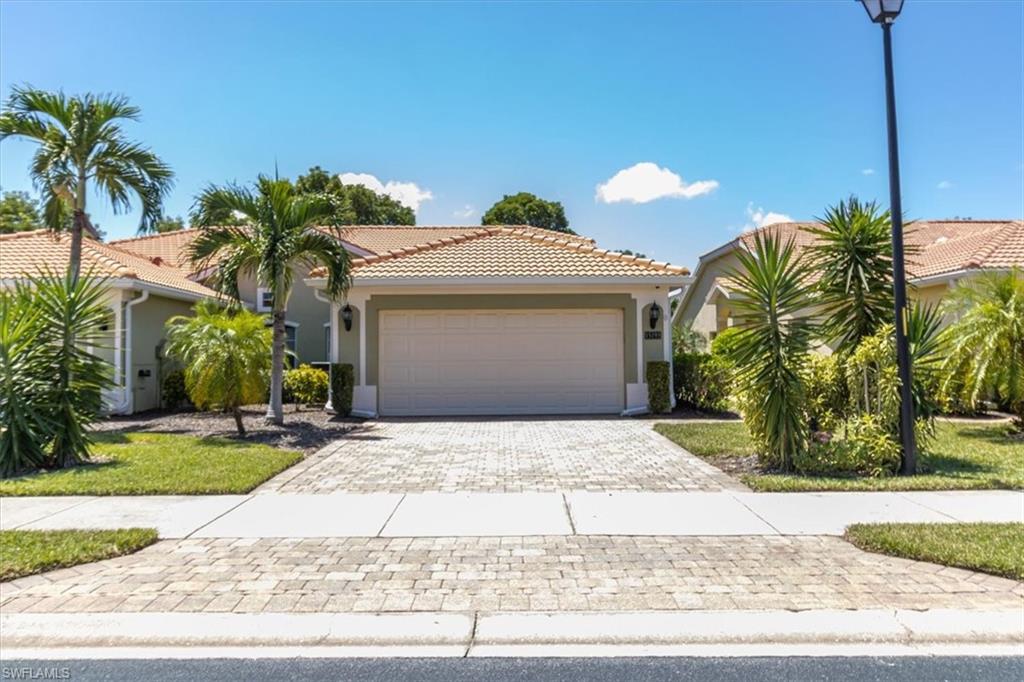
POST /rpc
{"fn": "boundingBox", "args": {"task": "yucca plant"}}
[164,301,273,436]
[725,232,816,471]
[0,286,51,475]
[33,271,114,468]
[940,269,1024,424]
[807,197,901,355]
[0,272,113,475]
[189,176,351,425]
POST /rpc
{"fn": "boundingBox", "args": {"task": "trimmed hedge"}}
[646,361,671,414]
[673,352,731,412]
[330,363,355,416]
[283,364,329,409]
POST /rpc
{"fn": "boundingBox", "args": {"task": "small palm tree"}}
[941,269,1024,423]
[725,232,816,471]
[189,177,351,425]
[807,197,900,355]
[0,86,174,280]
[164,302,273,436]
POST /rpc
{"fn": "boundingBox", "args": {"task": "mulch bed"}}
[94,405,363,455]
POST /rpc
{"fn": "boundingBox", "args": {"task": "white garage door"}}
[378,309,624,416]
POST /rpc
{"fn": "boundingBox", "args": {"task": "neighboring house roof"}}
[0,229,219,299]
[731,219,1024,280]
[675,219,1024,323]
[109,225,597,274]
[309,227,688,281]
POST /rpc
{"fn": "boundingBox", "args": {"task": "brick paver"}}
[259,419,743,493]
[3,536,1020,614]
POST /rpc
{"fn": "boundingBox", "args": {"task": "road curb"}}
[1,609,1020,653]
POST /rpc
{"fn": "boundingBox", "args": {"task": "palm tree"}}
[807,197,900,355]
[724,231,817,471]
[189,177,351,425]
[164,302,273,436]
[941,269,1024,423]
[0,86,174,280]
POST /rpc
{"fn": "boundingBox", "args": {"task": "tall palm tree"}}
[189,177,351,425]
[0,86,174,280]
[807,197,900,355]
[941,269,1024,423]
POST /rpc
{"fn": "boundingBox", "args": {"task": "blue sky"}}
[1,0,1021,268]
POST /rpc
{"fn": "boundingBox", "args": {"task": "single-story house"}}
[61,224,687,417]
[0,229,220,413]
[303,226,688,417]
[675,219,1024,341]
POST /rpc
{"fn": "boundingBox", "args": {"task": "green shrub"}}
[283,364,329,409]
[646,361,671,414]
[710,326,743,360]
[804,353,847,431]
[161,370,189,411]
[795,414,901,477]
[330,363,355,416]
[673,352,731,412]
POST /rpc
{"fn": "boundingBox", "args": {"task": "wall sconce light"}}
[341,304,353,332]
[649,302,661,330]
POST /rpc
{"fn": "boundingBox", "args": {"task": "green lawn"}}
[0,432,302,496]
[845,523,1024,580]
[0,529,158,581]
[655,420,1024,492]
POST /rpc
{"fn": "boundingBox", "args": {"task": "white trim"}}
[256,287,274,312]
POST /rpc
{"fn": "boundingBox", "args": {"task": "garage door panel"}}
[379,309,624,416]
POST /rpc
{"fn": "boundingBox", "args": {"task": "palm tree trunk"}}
[233,406,246,436]
[265,308,286,425]
[69,173,87,283]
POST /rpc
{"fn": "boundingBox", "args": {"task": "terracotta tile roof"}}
[108,228,201,269]
[309,227,688,280]
[732,220,1024,280]
[0,229,219,299]
[109,225,595,273]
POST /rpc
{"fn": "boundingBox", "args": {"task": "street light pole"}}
[880,20,917,474]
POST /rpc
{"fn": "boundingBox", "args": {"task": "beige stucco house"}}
[110,224,688,417]
[675,220,1024,342]
[0,229,220,413]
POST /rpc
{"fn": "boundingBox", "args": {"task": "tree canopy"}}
[0,191,41,233]
[153,216,186,233]
[482,192,573,234]
[294,166,415,225]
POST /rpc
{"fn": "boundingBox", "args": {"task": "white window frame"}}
[256,287,274,312]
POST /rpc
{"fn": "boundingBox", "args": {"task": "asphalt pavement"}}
[2,656,1022,681]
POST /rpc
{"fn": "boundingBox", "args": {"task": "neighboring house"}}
[0,229,220,413]
[675,220,1024,341]
[112,224,688,417]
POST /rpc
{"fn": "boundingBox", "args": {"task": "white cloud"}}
[595,162,718,204]
[453,204,475,219]
[937,180,953,190]
[337,172,434,212]
[744,202,792,231]
[862,168,875,176]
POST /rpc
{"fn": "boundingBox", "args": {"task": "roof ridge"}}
[494,227,688,275]
[964,221,1020,269]
[0,228,52,241]
[108,228,201,245]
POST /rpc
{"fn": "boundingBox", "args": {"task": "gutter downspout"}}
[112,289,149,415]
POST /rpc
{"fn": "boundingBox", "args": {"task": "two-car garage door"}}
[378,309,624,416]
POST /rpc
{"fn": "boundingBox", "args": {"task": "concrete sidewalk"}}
[2,490,1021,538]
[2,609,1021,658]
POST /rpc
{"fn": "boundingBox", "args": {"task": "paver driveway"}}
[258,419,743,494]
[4,535,1021,614]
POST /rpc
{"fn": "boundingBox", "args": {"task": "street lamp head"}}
[859,0,904,24]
